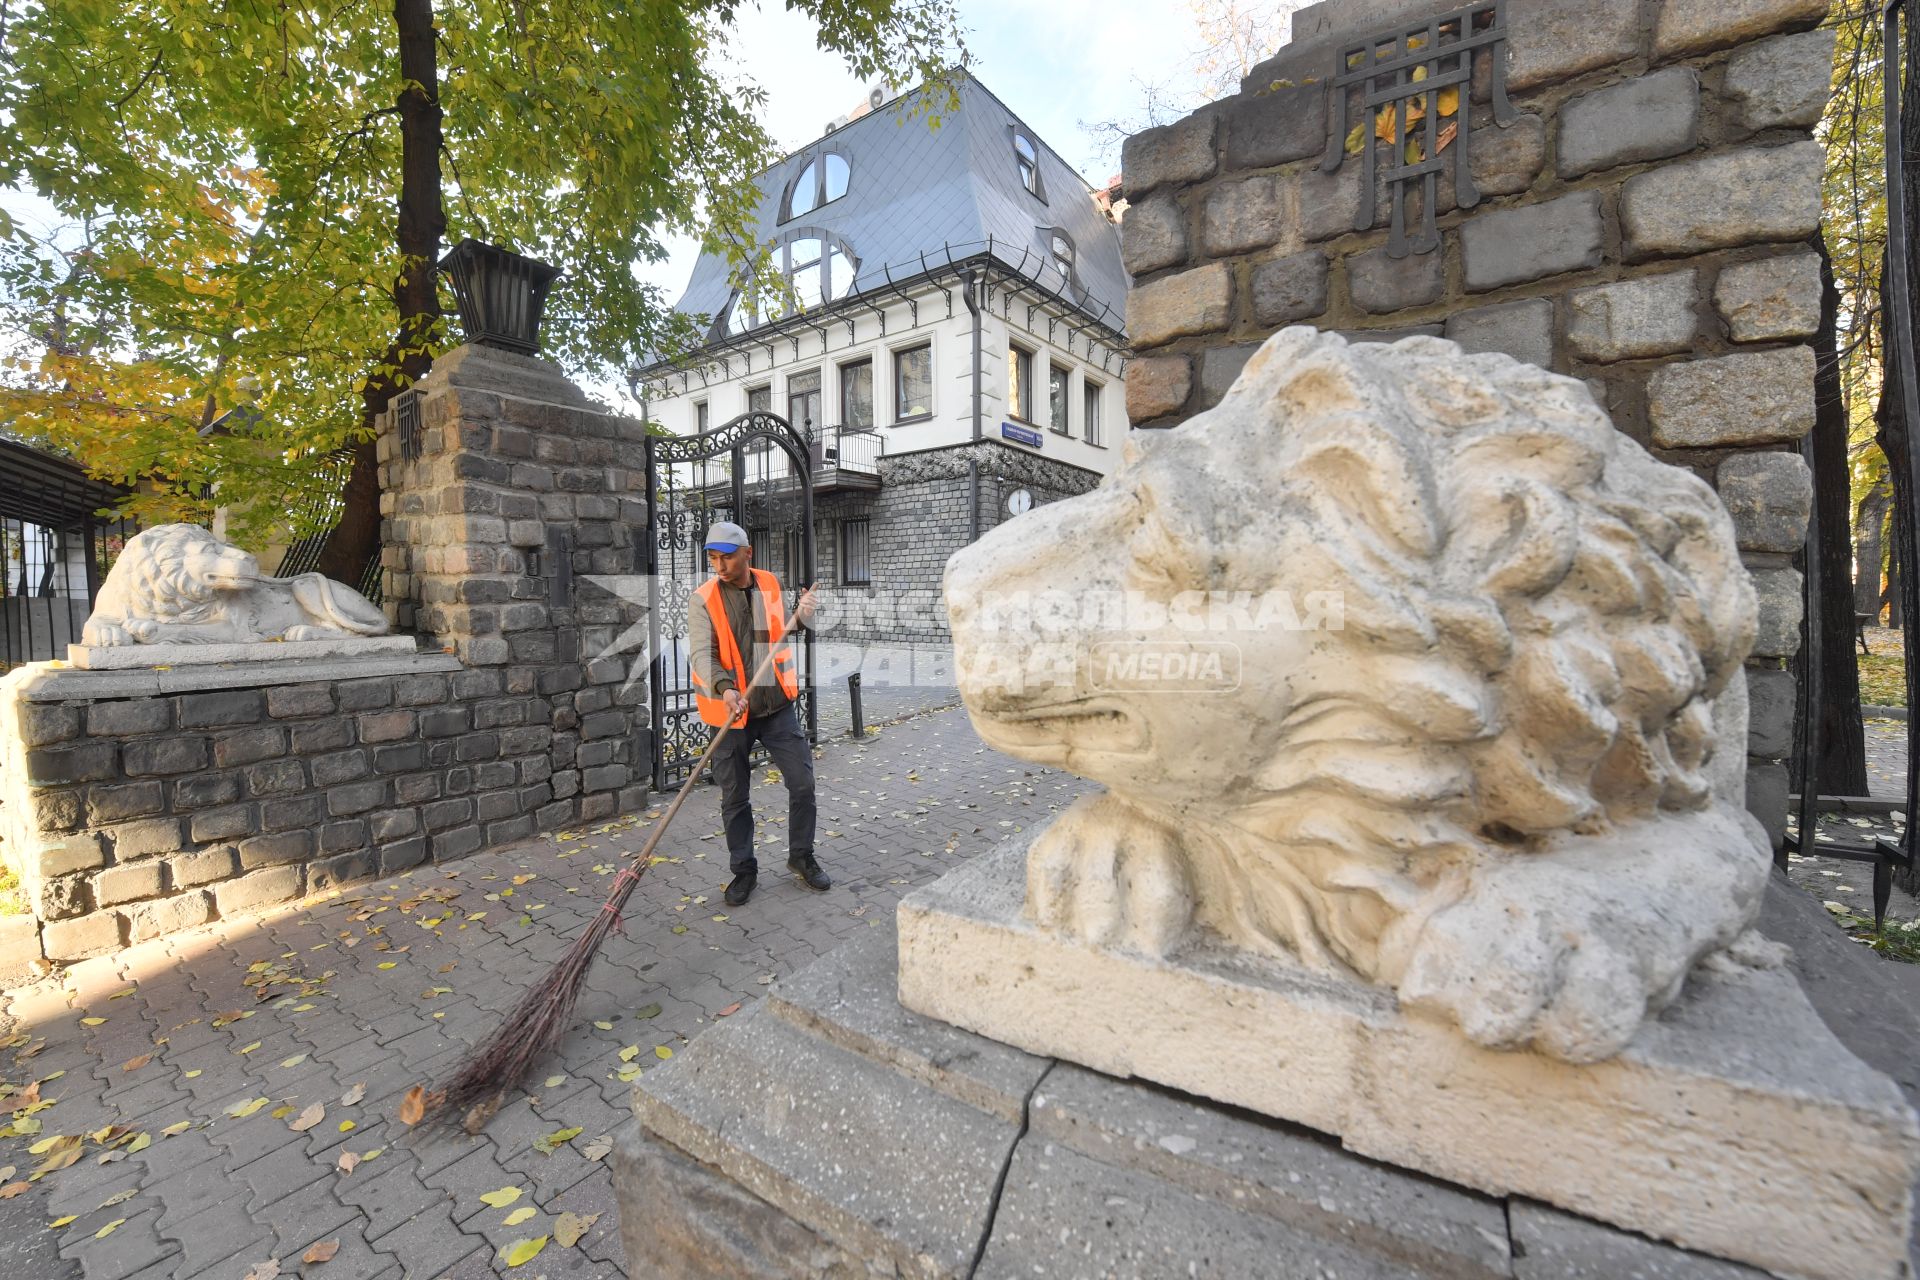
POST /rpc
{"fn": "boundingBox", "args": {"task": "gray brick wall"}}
[3,659,590,961]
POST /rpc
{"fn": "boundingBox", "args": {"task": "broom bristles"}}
[430,865,645,1128]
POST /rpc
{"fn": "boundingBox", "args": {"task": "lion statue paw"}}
[1025,793,1192,957]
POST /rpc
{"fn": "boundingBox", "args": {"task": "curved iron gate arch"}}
[644,410,817,789]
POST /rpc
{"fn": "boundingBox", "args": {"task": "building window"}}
[780,233,858,309]
[1083,381,1103,447]
[788,369,822,431]
[1048,363,1071,435]
[1012,129,1043,199]
[719,229,858,334]
[894,344,932,420]
[784,528,804,583]
[840,359,873,429]
[1008,344,1034,422]
[841,518,871,586]
[1048,229,1076,286]
[781,152,852,222]
[747,385,772,415]
[695,400,710,434]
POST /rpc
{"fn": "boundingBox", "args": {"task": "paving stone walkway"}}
[0,701,1093,1280]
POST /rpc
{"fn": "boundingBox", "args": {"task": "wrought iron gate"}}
[644,411,817,790]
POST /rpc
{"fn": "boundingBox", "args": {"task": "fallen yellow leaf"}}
[503,1206,537,1226]
[95,1218,125,1238]
[502,1235,548,1267]
[479,1186,523,1208]
[80,1018,104,1027]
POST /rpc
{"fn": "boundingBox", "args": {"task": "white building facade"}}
[632,73,1131,650]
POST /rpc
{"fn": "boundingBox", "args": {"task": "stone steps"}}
[617,927,1770,1278]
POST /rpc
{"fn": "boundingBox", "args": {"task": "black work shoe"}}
[723,873,756,907]
[788,854,831,891]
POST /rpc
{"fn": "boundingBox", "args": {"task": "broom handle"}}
[623,583,816,869]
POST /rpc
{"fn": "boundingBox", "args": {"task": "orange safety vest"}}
[691,568,799,727]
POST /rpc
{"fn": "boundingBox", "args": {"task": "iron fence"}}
[0,439,136,669]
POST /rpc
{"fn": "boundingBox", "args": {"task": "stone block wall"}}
[1118,0,1833,841]
[375,344,653,822]
[0,344,664,973]
[0,653,591,962]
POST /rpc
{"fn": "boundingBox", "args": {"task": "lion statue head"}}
[946,328,1767,1063]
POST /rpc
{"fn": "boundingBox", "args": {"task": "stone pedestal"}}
[617,926,1794,1280]
[892,841,1919,1280]
[67,635,415,669]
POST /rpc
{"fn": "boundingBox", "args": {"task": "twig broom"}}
[431,589,812,1132]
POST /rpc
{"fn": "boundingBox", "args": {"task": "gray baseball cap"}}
[704,521,750,553]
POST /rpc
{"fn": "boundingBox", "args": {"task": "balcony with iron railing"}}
[668,420,883,496]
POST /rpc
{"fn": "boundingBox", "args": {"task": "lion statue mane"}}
[945,327,1768,1064]
[81,524,389,648]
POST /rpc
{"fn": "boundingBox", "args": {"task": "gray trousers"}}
[710,703,816,876]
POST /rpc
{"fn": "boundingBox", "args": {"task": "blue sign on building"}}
[1001,422,1044,449]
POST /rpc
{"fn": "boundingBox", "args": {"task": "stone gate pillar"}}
[377,343,653,824]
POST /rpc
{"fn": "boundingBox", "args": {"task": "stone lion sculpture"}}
[945,327,1766,1065]
[81,524,390,647]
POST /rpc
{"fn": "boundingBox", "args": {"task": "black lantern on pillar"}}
[438,239,563,356]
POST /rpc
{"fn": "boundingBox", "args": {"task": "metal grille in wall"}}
[1320,0,1513,257]
[643,412,817,790]
[0,439,135,669]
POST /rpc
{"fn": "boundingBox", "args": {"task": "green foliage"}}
[1820,5,1901,612]
[1828,906,1920,962]
[0,0,962,546]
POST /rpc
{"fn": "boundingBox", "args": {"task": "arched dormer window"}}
[1011,128,1044,200]
[780,152,851,222]
[712,229,860,338]
[1047,228,1075,282]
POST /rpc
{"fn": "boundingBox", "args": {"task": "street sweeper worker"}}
[688,520,829,909]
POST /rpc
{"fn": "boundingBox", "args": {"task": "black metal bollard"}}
[848,672,865,739]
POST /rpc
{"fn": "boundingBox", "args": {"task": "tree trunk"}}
[315,0,444,587]
[1857,474,1891,619]
[1809,237,1869,796]
[1881,10,1920,889]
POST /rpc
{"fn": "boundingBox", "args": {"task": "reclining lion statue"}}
[81,524,390,647]
[945,327,1766,1065]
